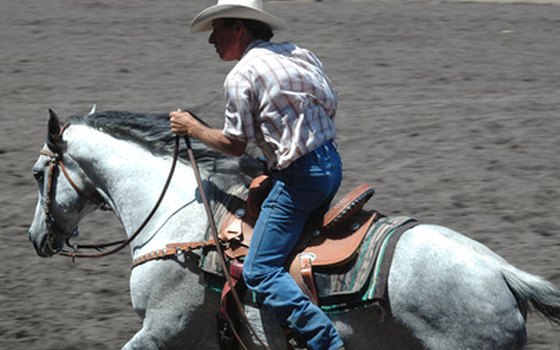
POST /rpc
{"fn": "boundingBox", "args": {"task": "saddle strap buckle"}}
[298,252,319,305]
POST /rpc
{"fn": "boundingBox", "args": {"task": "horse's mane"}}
[66,111,262,181]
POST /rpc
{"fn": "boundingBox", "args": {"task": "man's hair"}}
[223,18,274,41]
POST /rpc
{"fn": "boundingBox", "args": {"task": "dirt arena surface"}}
[1,0,559,349]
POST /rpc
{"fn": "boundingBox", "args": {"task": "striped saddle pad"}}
[314,215,418,312]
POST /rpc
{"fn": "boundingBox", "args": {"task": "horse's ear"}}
[47,108,62,151]
[87,104,96,116]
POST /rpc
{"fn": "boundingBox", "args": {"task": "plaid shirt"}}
[222,40,337,170]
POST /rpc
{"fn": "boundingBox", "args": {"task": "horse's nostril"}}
[29,232,50,258]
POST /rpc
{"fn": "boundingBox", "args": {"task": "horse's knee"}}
[122,328,160,350]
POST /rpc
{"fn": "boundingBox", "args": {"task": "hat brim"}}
[190,4,288,33]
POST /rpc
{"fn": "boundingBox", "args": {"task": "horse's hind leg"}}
[389,227,528,350]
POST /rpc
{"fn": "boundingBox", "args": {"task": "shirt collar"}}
[242,39,266,58]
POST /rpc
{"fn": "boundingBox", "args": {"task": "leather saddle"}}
[219,175,377,304]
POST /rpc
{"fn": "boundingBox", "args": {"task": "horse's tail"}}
[500,263,560,325]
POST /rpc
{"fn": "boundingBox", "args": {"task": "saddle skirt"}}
[201,175,419,311]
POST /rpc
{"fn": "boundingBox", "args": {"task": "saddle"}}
[131,175,417,350]
[218,175,377,304]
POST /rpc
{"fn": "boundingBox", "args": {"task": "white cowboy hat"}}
[190,0,288,33]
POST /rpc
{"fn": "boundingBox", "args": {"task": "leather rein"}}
[41,134,181,259]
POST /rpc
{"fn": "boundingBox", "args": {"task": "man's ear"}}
[234,19,243,30]
[236,19,250,36]
[235,20,253,44]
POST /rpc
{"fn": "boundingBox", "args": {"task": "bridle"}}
[39,144,112,255]
[39,133,180,259]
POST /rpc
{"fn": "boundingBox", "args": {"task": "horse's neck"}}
[64,125,209,256]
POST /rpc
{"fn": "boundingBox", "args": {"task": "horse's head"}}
[28,108,105,257]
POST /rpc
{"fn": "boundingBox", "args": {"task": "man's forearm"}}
[191,124,247,157]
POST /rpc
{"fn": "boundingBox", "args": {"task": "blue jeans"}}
[243,141,344,350]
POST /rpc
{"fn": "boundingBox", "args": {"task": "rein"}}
[182,134,269,350]
[42,135,180,259]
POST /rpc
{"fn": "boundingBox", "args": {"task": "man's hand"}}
[169,109,199,136]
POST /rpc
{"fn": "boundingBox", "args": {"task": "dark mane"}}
[65,110,262,181]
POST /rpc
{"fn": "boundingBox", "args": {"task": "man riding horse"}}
[169,0,345,349]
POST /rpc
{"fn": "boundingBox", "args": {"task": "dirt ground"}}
[1,0,559,349]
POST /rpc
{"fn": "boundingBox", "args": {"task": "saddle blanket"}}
[315,215,417,312]
[200,215,418,313]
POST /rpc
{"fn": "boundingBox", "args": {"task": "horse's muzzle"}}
[29,230,56,258]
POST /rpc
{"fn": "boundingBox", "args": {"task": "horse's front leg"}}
[123,328,160,350]
[124,258,220,350]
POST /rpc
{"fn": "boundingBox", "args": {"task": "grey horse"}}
[28,109,560,349]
